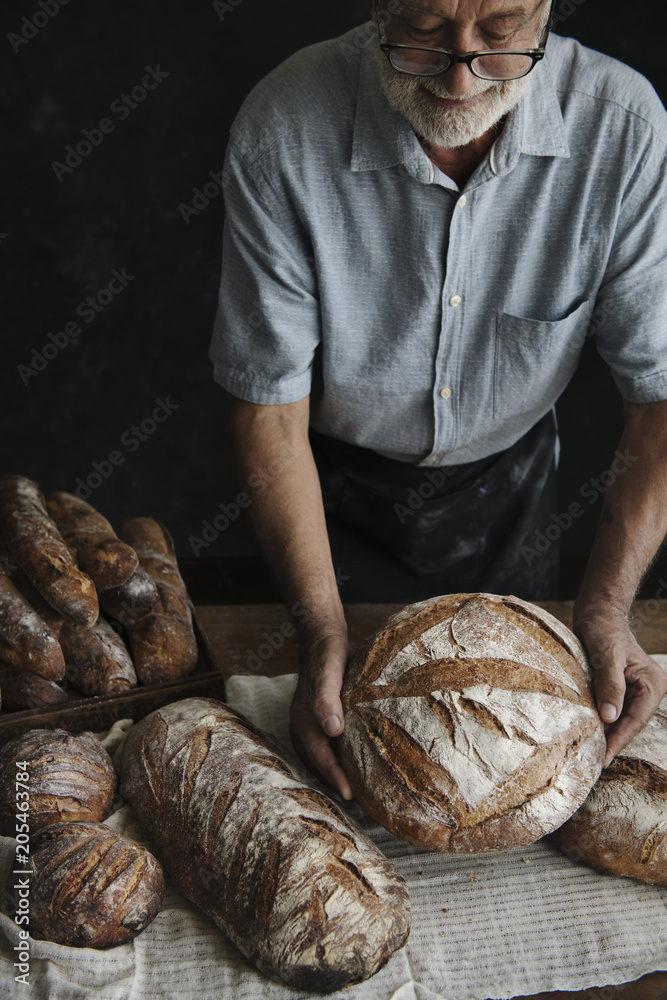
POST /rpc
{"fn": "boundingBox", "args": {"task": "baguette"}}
[120,697,411,992]
[0,660,67,711]
[0,566,65,680]
[98,564,158,624]
[0,474,98,626]
[60,617,137,696]
[117,517,196,683]
[46,491,139,590]
[4,573,136,696]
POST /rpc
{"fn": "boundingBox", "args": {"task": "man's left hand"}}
[576,611,667,767]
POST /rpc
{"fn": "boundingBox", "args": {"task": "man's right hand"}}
[289,631,354,800]
[229,395,353,797]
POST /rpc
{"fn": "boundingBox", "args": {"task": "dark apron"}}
[310,411,559,602]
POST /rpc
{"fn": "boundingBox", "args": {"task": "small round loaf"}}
[339,593,606,853]
[14,821,165,947]
[552,696,667,883]
[0,729,117,835]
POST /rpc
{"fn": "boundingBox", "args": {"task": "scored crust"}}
[340,593,606,853]
[120,697,411,992]
[552,697,667,883]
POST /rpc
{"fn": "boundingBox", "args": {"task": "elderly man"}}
[210,0,667,800]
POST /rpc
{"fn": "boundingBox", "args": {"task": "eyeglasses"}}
[372,0,553,82]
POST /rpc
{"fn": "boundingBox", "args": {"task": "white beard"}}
[374,44,530,149]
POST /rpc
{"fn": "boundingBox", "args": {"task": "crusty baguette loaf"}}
[16,821,165,947]
[116,517,196,683]
[0,474,98,626]
[59,616,137,696]
[46,491,139,591]
[0,565,65,680]
[552,693,667,883]
[3,572,136,696]
[0,729,117,836]
[98,564,158,623]
[0,660,67,711]
[120,697,411,992]
[340,593,606,853]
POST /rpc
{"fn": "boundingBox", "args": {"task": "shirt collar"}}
[351,30,570,179]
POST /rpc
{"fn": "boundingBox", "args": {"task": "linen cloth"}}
[210,24,667,465]
[1,668,666,1000]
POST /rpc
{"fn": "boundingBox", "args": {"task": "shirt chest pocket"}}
[493,300,593,422]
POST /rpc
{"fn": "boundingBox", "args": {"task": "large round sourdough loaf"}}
[552,692,667,883]
[120,697,411,992]
[339,593,606,853]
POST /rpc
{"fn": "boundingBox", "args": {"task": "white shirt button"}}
[439,386,452,400]
[457,195,467,208]
[449,294,462,307]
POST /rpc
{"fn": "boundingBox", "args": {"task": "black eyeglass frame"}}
[372,0,554,81]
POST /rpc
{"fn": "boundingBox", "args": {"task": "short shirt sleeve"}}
[592,125,667,403]
[209,141,320,404]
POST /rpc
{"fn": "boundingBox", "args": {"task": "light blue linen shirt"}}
[209,24,667,465]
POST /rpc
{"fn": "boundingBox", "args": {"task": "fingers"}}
[289,708,353,800]
[578,618,667,768]
[600,657,667,767]
[290,632,353,800]
[589,642,628,727]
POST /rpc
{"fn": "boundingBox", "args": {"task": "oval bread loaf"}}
[120,697,411,992]
[0,474,98,626]
[339,593,606,853]
[15,821,165,947]
[552,693,667,883]
[0,729,117,836]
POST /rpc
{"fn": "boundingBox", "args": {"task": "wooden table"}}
[196,601,667,1000]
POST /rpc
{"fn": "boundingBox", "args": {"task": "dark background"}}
[2,0,665,601]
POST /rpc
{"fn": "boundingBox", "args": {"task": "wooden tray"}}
[0,606,226,744]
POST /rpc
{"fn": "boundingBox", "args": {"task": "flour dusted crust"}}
[0,661,67,711]
[340,593,606,853]
[552,696,667,883]
[0,475,98,626]
[0,566,65,680]
[22,821,165,947]
[116,518,196,683]
[0,729,117,835]
[98,564,158,623]
[59,616,138,697]
[46,491,139,591]
[120,697,411,992]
